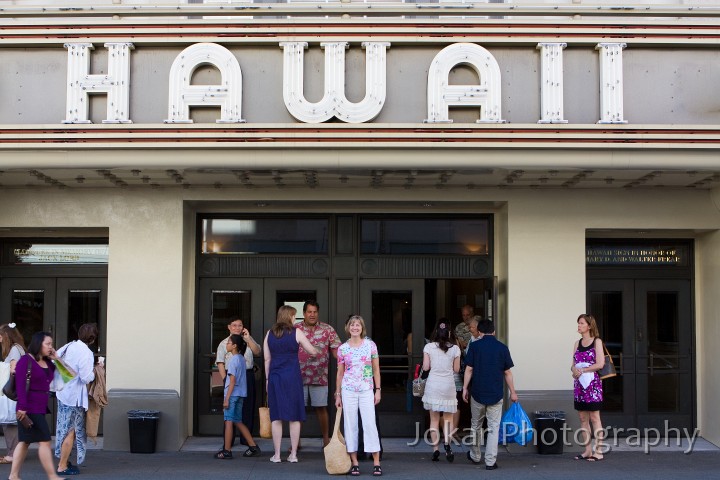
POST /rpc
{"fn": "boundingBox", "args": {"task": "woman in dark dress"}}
[263,305,318,463]
[570,314,606,462]
[10,331,68,480]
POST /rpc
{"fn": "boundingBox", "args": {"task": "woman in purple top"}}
[570,314,606,462]
[10,332,67,480]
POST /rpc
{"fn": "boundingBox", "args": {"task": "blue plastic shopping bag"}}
[498,402,533,446]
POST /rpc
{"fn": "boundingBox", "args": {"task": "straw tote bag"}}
[324,407,352,475]
[258,401,272,439]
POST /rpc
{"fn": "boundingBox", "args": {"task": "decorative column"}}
[596,42,628,124]
[537,42,568,124]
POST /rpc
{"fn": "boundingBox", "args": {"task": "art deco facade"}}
[1,0,719,449]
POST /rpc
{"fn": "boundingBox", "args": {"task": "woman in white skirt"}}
[421,319,461,462]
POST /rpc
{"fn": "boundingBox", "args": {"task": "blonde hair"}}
[577,314,600,338]
[344,315,367,338]
[271,305,297,338]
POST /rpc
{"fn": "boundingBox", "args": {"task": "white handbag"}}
[0,363,10,395]
[0,364,16,423]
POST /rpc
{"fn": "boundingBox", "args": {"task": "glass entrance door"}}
[0,276,108,432]
[587,279,693,431]
[359,279,424,436]
[197,278,263,434]
[0,277,107,353]
[196,278,328,435]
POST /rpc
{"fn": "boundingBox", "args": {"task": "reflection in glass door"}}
[57,278,107,352]
[1,279,55,343]
[636,280,692,430]
[1,276,108,433]
[360,279,424,436]
[588,279,692,431]
[197,279,262,435]
[1,277,107,350]
[263,279,328,437]
[197,278,328,435]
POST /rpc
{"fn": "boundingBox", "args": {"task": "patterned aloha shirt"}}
[455,321,472,347]
[337,338,379,393]
[295,321,341,386]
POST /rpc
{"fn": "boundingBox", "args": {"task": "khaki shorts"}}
[303,385,328,407]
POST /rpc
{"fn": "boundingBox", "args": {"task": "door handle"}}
[636,328,643,342]
[649,353,654,376]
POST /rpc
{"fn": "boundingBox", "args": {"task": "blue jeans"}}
[224,396,244,423]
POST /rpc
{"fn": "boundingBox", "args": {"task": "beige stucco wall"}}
[1,184,719,443]
[696,188,720,446]
[506,188,720,391]
[0,189,185,392]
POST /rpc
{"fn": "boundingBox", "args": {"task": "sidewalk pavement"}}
[7,436,720,480]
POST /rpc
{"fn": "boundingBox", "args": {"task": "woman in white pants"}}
[334,315,382,477]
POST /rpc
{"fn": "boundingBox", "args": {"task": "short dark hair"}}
[78,323,98,345]
[303,301,319,313]
[28,331,51,360]
[478,319,495,335]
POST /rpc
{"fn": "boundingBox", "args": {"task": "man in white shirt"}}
[215,318,261,445]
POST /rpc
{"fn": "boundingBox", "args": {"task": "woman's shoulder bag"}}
[2,355,32,401]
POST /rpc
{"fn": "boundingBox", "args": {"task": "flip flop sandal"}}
[373,465,383,476]
[586,456,604,462]
[350,465,360,476]
[574,454,589,460]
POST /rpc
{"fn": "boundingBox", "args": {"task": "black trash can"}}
[128,410,160,453]
[534,411,565,454]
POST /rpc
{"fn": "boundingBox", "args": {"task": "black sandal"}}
[431,450,440,462]
[350,465,360,476]
[373,465,382,476]
[444,444,454,462]
[215,449,232,459]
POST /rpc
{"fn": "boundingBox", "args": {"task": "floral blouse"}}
[338,338,379,393]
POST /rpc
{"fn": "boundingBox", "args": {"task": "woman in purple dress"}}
[263,305,318,464]
[570,314,606,462]
[10,331,67,480]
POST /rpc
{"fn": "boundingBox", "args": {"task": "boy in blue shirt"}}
[215,334,261,459]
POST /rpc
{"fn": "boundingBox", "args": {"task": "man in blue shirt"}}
[462,320,518,470]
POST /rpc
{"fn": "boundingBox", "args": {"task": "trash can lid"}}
[534,410,565,419]
[127,410,160,419]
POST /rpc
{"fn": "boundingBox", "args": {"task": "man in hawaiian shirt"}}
[455,304,475,350]
[295,301,340,447]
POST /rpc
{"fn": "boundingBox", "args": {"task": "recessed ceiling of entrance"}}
[0,168,718,190]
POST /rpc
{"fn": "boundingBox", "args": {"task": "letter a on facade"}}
[425,43,503,123]
[165,43,244,123]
